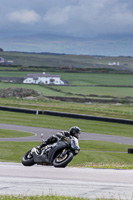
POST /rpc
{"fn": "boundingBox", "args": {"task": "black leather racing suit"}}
[32,131,71,163]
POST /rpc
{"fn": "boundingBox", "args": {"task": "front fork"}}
[60,149,68,158]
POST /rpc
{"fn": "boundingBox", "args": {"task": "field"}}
[1,71,133,85]
[1,110,133,137]
[0,129,33,138]
[0,111,133,169]
[1,51,133,70]
[1,82,133,97]
[1,72,133,104]
[1,80,133,120]
[1,51,133,170]
[1,139,133,169]
[1,53,133,122]
[1,51,133,106]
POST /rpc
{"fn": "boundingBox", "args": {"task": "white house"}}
[108,62,120,66]
[0,57,5,63]
[23,72,64,85]
[0,57,13,65]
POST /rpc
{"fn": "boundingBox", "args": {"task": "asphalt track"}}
[0,162,133,199]
[0,123,133,199]
[1,123,133,144]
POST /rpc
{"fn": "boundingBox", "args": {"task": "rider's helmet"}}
[69,126,81,139]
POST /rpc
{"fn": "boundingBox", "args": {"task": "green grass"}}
[70,140,133,169]
[0,195,110,200]
[1,110,133,137]
[0,110,133,168]
[1,51,133,71]
[1,82,133,99]
[0,83,55,96]
[1,53,133,171]
[0,141,37,162]
[60,73,133,86]
[1,72,133,86]
[1,96,133,120]
[48,85,133,97]
[0,71,30,77]
[0,140,133,169]
[0,129,33,138]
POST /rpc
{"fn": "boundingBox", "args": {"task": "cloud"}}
[43,7,70,25]
[8,9,40,24]
[112,4,133,25]
[40,0,133,37]
[1,0,133,38]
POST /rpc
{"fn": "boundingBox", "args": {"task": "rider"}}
[31,126,81,163]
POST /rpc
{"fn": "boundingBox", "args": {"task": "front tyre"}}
[53,151,74,168]
[22,150,35,166]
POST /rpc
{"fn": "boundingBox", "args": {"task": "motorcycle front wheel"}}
[22,150,35,166]
[53,151,74,168]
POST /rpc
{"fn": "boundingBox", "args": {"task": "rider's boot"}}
[31,147,49,164]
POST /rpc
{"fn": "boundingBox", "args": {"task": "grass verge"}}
[1,111,133,138]
[0,140,133,169]
[1,110,133,168]
[0,195,114,200]
[0,129,34,138]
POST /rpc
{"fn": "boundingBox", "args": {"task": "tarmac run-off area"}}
[0,123,133,199]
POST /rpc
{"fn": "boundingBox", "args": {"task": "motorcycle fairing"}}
[48,141,68,164]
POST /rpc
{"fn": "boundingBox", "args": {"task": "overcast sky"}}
[1,0,133,38]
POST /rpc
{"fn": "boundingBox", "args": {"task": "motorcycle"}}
[22,136,80,168]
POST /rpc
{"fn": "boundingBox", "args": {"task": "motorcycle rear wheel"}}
[53,151,74,168]
[22,150,35,166]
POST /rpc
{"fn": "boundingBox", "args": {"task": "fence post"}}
[36,110,38,115]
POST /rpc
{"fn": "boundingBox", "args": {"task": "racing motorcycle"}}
[22,136,80,168]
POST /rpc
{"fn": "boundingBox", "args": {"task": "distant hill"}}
[97,33,133,40]
[1,33,133,57]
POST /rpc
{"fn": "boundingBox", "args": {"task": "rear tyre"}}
[53,151,74,168]
[22,150,35,166]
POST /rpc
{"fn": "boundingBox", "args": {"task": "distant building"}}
[108,62,119,66]
[6,60,13,65]
[23,72,65,85]
[0,57,4,63]
[0,57,13,65]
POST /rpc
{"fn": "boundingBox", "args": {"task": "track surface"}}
[1,123,133,144]
[0,123,133,199]
[0,162,133,199]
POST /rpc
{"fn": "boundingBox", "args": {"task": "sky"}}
[1,0,133,39]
